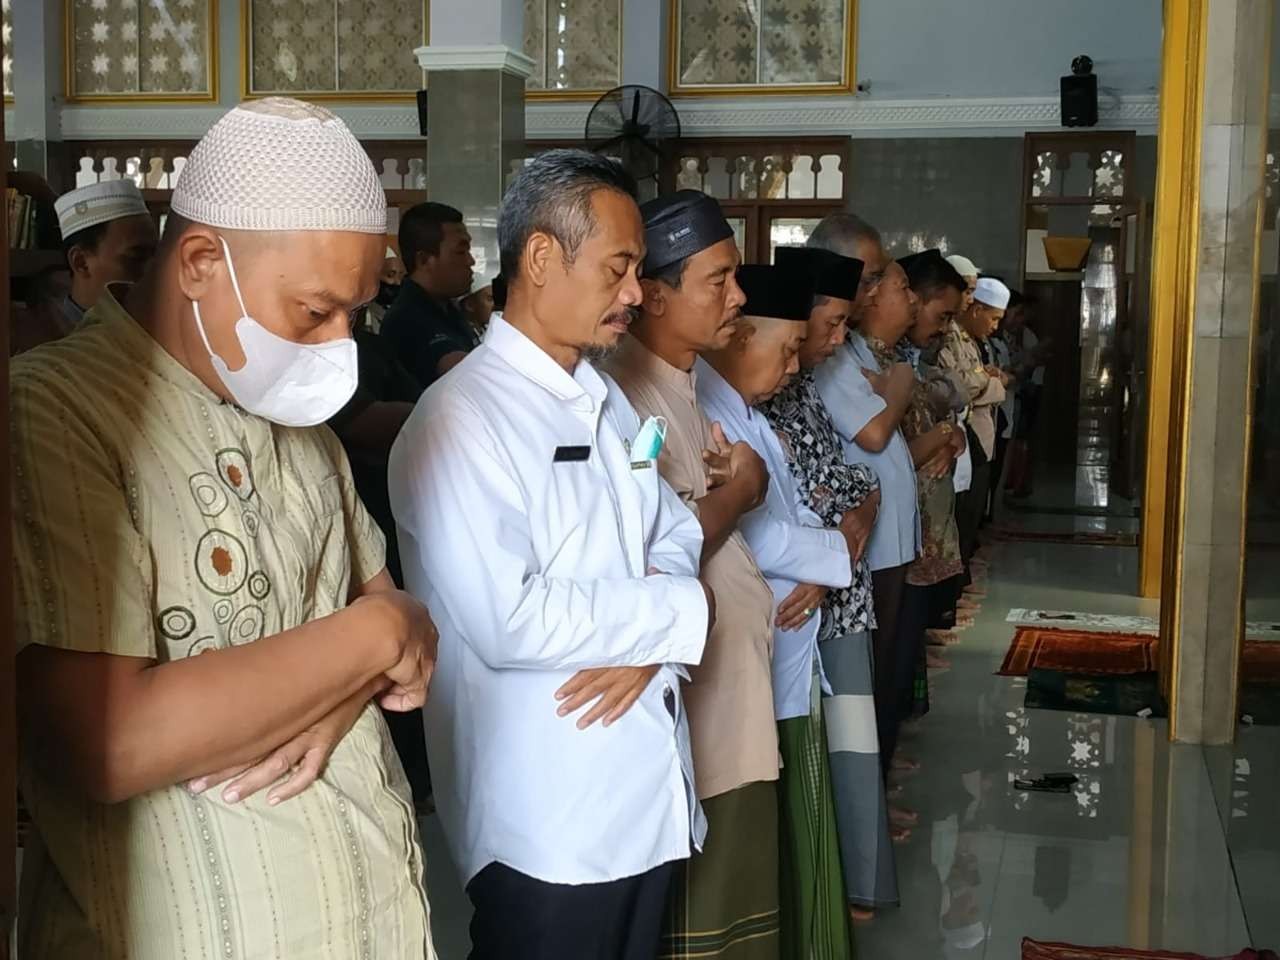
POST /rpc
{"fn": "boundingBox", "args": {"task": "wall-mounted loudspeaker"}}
[1060,55,1098,128]
[416,90,429,137]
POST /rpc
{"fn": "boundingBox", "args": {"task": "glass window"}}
[672,0,852,94]
[768,217,822,261]
[246,0,425,97]
[524,0,621,93]
[68,0,215,99]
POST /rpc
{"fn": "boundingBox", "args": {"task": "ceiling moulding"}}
[526,94,1160,139]
[52,94,1160,142]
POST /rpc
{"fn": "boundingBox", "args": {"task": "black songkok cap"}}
[897,248,946,282]
[737,264,813,322]
[774,246,862,301]
[640,190,735,276]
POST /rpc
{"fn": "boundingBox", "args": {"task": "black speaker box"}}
[1060,74,1098,128]
[416,89,429,137]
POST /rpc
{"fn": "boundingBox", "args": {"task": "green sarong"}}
[659,781,780,959]
[778,682,855,959]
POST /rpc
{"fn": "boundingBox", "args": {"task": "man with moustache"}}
[759,246,898,920]
[389,151,714,959]
[696,263,854,958]
[894,251,970,696]
[806,215,923,795]
[13,97,437,960]
[935,277,1010,567]
[606,190,781,958]
[381,201,478,387]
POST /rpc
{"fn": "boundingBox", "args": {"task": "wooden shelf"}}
[9,249,64,278]
[1026,271,1085,283]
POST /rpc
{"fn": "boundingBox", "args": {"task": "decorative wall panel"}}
[523,0,620,94]
[672,0,852,94]
[246,0,424,97]
[67,0,216,100]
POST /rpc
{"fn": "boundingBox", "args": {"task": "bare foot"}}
[927,629,960,647]
[891,756,920,774]
[889,805,919,827]
[890,824,913,844]
[849,905,876,924]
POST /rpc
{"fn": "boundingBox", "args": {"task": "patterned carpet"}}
[999,626,1280,684]
[1022,938,1277,960]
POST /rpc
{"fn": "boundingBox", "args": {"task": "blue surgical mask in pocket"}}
[631,416,668,462]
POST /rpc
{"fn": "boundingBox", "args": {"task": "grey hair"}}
[498,149,637,282]
[806,212,881,259]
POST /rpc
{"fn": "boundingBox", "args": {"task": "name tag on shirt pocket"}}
[553,445,591,463]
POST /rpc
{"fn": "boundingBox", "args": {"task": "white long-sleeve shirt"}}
[388,316,710,887]
[694,360,853,720]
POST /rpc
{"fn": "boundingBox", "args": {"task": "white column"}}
[10,0,64,187]
[621,2,668,90]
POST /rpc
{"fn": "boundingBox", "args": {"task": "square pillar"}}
[416,36,532,283]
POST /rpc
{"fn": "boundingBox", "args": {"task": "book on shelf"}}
[7,187,40,250]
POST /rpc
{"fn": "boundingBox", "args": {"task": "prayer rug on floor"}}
[999,626,1280,685]
[1022,938,1277,960]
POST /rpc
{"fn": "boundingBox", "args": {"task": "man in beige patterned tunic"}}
[10,99,438,959]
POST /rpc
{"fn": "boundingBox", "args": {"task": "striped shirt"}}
[11,289,435,960]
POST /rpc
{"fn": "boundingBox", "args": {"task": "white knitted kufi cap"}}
[171,97,386,235]
[55,180,149,238]
[945,254,980,278]
[973,277,1010,310]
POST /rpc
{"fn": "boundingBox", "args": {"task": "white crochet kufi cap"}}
[56,180,150,238]
[171,97,386,235]
[973,277,1010,310]
[945,254,980,278]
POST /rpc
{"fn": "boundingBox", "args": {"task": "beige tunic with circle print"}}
[10,290,434,960]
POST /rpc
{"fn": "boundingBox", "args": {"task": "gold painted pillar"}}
[1145,0,1272,743]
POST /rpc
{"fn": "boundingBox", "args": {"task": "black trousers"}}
[871,563,909,777]
[956,463,992,564]
[985,433,1010,524]
[467,860,676,960]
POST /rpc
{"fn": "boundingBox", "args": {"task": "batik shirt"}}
[759,370,878,639]
[892,339,965,588]
[10,289,435,960]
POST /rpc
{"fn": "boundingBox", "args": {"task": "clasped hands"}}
[188,590,437,808]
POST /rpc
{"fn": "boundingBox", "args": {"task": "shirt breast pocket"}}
[293,474,349,593]
[628,459,662,533]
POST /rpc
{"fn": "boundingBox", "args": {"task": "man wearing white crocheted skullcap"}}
[945,253,980,310]
[55,178,158,325]
[9,97,439,960]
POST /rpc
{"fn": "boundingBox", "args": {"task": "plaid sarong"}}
[777,675,854,959]
[659,782,780,959]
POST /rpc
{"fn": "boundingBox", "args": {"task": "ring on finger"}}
[803,607,814,618]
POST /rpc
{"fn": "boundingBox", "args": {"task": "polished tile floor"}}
[417,534,1276,959]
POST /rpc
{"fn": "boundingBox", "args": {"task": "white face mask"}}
[191,237,358,427]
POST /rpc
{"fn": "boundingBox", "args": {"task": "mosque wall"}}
[5,0,1164,141]
[848,135,1158,283]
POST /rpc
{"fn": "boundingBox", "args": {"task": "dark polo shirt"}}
[379,278,479,389]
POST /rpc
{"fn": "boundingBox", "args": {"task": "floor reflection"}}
[854,536,1252,960]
